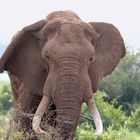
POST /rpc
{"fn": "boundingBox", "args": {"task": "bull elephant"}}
[0,11,125,139]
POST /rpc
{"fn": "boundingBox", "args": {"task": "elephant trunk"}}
[54,99,81,139]
[52,64,84,139]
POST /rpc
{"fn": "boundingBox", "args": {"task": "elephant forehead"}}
[44,44,94,61]
[46,17,82,27]
[46,10,80,21]
[42,33,94,61]
[45,11,82,26]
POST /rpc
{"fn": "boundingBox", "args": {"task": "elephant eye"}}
[43,51,50,62]
[46,55,50,60]
[89,57,93,62]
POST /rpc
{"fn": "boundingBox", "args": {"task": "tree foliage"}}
[99,48,140,115]
[0,84,13,114]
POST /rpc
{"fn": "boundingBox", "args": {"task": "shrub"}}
[80,92,128,130]
[0,84,13,113]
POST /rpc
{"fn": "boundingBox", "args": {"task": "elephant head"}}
[0,11,125,139]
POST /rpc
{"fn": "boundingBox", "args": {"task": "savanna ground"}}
[0,48,140,140]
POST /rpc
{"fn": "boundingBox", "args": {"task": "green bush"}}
[80,92,128,130]
[75,126,140,140]
[126,105,140,132]
[0,84,13,113]
[99,49,140,115]
[76,91,140,140]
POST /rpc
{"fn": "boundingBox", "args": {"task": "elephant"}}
[0,10,125,139]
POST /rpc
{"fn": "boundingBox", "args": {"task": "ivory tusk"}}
[32,115,46,134]
[87,98,103,136]
[32,95,49,134]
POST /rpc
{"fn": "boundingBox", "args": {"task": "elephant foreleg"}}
[8,72,22,101]
[11,88,42,139]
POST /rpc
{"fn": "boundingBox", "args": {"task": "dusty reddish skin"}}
[0,10,125,139]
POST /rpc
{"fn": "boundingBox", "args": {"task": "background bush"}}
[99,49,140,115]
[76,92,140,140]
[0,83,13,114]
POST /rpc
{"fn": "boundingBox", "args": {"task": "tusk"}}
[87,98,103,136]
[32,95,49,134]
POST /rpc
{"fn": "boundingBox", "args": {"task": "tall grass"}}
[0,113,140,140]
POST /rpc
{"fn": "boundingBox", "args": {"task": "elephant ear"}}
[89,22,126,93]
[0,20,48,95]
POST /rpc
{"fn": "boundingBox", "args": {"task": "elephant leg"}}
[8,72,22,101]
[11,86,42,139]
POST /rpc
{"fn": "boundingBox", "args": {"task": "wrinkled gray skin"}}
[0,11,125,139]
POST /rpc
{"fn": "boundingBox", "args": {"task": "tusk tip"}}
[32,115,46,134]
[33,128,46,134]
[39,130,46,134]
[95,129,103,136]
